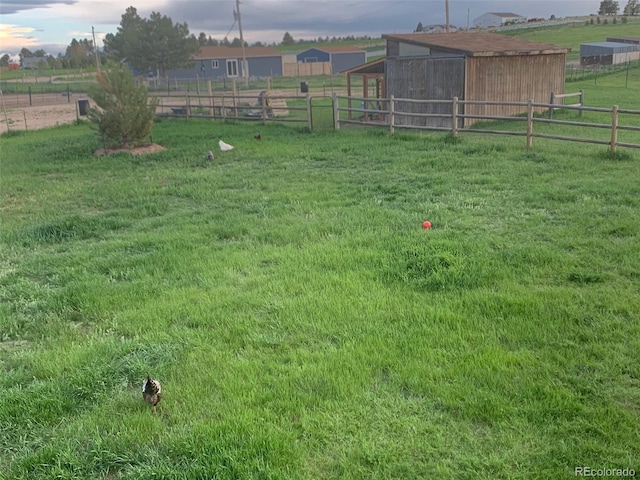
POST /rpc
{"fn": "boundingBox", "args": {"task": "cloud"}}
[0,24,40,52]
[0,0,77,15]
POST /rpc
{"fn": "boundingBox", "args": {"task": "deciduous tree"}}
[598,0,619,15]
[623,0,639,15]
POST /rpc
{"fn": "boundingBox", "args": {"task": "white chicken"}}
[219,140,234,151]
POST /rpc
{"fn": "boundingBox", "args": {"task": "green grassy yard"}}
[1,116,638,478]
[506,18,640,62]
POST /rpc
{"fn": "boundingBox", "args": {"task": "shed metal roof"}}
[382,32,570,56]
[582,41,637,48]
[341,58,385,75]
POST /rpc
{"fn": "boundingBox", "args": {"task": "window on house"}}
[226,59,238,77]
[211,60,219,69]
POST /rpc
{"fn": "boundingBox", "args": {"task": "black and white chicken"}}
[142,376,162,414]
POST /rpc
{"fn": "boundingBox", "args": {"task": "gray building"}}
[580,41,639,66]
[168,46,283,81]
[296,46,366,74]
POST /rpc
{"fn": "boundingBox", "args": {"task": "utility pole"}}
[92,26,100,73]
[236,0,249,86]
[445,0,450,32]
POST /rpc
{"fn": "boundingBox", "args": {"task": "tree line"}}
[2,6,374,73]
[599,0,639,15]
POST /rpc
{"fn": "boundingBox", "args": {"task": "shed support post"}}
[526,99,534,150]
[610,105,618,155]
[389,95,395,135]
[451,96,458,138]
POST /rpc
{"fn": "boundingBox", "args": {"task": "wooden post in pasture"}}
[186,95,191,118]
[207,81,213,117]
[1,89,10,132]
[306,94,312,131]
[548,92,555,119]
[451,96,459,138]
[579,90,584,117]
[221,95,226,120]
[232,80,238,117]
[610,105,619,154]
[526,99,534,150]
[389,95,395,135]
[332,93,339,130]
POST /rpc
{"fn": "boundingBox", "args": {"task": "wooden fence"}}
[333,94,640,153]
[151,91,315,130]
[142,90,640,153]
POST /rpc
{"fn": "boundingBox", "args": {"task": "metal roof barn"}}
[580,41,639,66]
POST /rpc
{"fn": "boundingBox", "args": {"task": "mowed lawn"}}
[1,111,639,479]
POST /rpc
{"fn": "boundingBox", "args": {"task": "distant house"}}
[420,24,459,34]
[381,32,569,127]
[167,46,283,81]
[580,41,639,66]
[473,12,526,29]
[21,57,47,69]
[296,46,366,74]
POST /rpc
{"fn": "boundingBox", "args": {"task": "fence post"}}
[610,105,618,155]
[332,93,339,130]
[526,99,534,150]
[579,89,584,117]
[451,96,458,138]
[389,95,395,135]
[548,92,554,119]
[306,93,312,131]
[28,86,32,106]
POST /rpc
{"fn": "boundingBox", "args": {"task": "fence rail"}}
[333,94,640,153]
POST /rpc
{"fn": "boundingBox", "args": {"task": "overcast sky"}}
[1,0,603,57]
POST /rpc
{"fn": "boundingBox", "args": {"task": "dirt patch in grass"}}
[93,143,166,157]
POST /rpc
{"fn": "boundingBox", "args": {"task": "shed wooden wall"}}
[464,53,566,123]
[386,57,465,128]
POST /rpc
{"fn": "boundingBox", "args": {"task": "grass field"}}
[1,107,639,478]
[506,17,640,62]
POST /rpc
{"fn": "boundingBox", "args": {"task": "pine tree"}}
[88,67,159,149]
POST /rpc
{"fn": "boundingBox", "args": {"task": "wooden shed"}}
[382,32,570,127]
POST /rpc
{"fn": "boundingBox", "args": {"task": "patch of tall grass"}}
[1,119,638,478]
